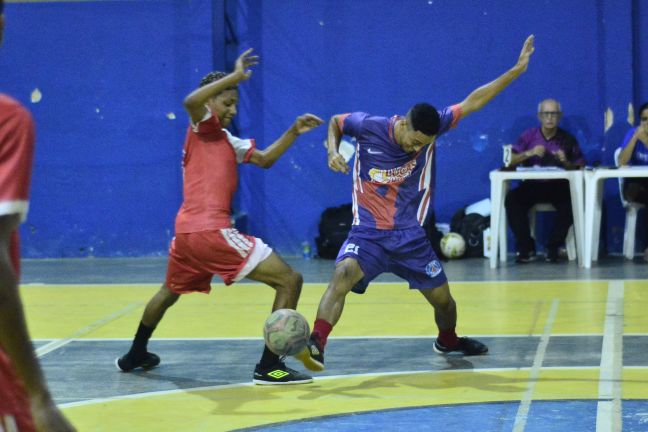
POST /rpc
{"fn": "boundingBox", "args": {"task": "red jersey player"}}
[116,48,324,384]
[0,2,76,430]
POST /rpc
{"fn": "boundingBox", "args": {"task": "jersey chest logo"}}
[368,158,417,184]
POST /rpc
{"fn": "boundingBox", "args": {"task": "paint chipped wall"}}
[1,0,645,257]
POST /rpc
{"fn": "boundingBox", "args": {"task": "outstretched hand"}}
[515,35,535,73]
[293,114,324,135]
[234,48,260,81]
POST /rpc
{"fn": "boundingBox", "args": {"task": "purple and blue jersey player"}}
[333,107,461,293]
[296,35,536,373]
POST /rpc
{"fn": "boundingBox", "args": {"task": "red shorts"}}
[166,229,273,294]
[0,351,36,432]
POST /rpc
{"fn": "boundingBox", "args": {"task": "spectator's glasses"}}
[539,111,561,118]
[641,116,648,122]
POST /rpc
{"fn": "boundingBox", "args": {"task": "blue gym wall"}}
[0,0,645,258]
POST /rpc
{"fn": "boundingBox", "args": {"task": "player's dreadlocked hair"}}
[409,103,441,136]
[199,71,237,90]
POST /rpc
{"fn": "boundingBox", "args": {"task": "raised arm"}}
[248,114,324,169]
[182,48,259,124]
[326,114,351,174]
[458,35,535,119]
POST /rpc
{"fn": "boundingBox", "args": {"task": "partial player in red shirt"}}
[0,2,76,431]
[116,48,324,384]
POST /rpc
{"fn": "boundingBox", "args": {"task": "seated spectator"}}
[504,99,585,263]
[617,102,648,262]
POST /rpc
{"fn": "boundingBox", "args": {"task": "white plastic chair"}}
[614,147,646,259]
[497,202,577,261]
[529,204,577,260]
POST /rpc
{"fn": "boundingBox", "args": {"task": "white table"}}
[583,166,648,268]
[489,169,585,268]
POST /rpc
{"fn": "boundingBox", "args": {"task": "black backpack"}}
[315,204,353,259]
[450,209,490,258]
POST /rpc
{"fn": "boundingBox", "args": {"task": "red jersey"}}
[0,94,34,222]
[175,113,255,233]
[0,351,35,432]
[0,94,36,432]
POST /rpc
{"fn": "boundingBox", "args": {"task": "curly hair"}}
[409,103,441,136]
[199,71,237,90]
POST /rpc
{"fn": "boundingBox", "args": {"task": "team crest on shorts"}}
[425,260,442,278]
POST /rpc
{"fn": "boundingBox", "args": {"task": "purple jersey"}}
[620,127,648,166]
[512,127,584,167]
[340,105,461,230]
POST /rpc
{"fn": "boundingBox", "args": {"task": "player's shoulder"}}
[0,94,33,122]
[354,113,390,129]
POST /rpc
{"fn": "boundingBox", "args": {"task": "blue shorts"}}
[335,225,448,294]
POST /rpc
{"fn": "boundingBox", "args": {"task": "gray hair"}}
[538,99,562,113]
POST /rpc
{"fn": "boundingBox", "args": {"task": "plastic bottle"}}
[301,241,312,259]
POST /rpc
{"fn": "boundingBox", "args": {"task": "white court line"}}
[59,365,603,409]
[512,299,559,432]
[36,302,143,357]
[596,281,624,432]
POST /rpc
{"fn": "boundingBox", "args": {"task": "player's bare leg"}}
[296,258,364,371]
[141,284,180,327]
[419,284,488,355]
[419,282,457,331]
[245,251,303,311]
[315,258,364,325]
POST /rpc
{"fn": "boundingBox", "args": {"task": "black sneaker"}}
[294,337,325,372]
[515,251,537,264]
[115,351,160,372]
[433,337,488,356]
[253,362,313,385]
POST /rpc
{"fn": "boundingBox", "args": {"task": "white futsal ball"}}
[263,309,310,356]
[440,232,466,259]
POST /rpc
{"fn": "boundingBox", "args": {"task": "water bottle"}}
[301,241,312,259]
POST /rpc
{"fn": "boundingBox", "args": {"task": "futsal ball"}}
[263,309,310,356]
[440,232,466,259]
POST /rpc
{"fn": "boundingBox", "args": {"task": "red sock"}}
[312,319,333,348]
[438,328,458,348]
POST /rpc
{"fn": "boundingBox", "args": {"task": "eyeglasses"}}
[641,117,648,121]
[539,111,561,118]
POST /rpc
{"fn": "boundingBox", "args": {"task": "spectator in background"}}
[617,102,648,262]
[505,99,585,263]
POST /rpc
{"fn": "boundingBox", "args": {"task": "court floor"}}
[21,256,648,431]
